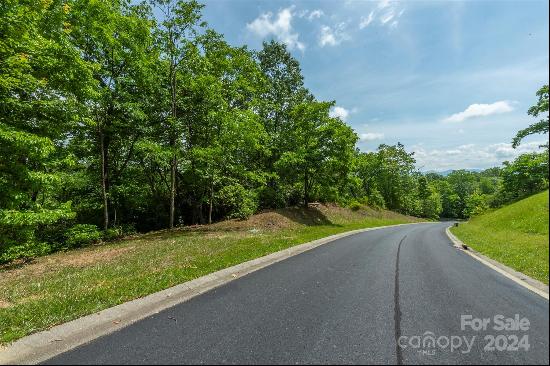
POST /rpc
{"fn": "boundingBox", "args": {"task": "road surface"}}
[44,222,549,365]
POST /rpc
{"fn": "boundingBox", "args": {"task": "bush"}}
[0,205,76,263]
[463,191,489,218]
[0,238,51,264]
[421,192,443,220]
[216,184,258,220]
[349,201,362,211]
[65,224,101,248]
[103,227,123,241]
[500,152,549,202]
[367,188,386,209]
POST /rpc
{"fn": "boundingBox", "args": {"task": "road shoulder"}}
[445,225,549,300]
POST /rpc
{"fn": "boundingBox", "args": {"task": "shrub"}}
[0,207,74,263]
[368,188,386,209]
[216,184,258,220]
[0,238,51,264]
[103,227,123,241]
[65,224,101,248]
[349,201,362,211]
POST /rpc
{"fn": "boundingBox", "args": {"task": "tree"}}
[256,41,309,207]
[372,143,416,213]
[277,101,357,206]
[0,0,93,260]
[463,190,489,217]
[421,188,443,220]
[68,0,158,230]
[500,152,549,201]
[445,170,478,218]
[151,0,205,228]
[178,31,268,223]
[512,85,549,148]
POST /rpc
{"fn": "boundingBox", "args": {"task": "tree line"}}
[1,0,548,263]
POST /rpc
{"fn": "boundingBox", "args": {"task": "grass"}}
[0,204,421,345]
[451,190,549,284]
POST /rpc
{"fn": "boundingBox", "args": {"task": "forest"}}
[1,0,548,263]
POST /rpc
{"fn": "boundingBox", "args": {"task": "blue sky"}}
[200,0,549,171]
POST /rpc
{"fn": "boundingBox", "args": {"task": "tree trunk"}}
[100,131,109,231]
[208,182,213,225]
[169,65,177,229]
[169,154,176,228]
[303,170,309,207]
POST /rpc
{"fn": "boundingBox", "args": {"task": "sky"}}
[200,0,549,171]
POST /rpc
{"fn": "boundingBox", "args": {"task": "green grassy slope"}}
[451,190,549,284]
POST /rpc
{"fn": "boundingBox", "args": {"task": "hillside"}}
[451,190,549,284]
[0,204,421,344]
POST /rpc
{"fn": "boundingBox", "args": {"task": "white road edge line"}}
[0,221,434,365]
[445,225,549,301]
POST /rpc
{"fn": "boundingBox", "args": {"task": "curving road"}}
[44,222,549,365]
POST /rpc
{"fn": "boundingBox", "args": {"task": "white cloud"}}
[329,106,350,120]
[359,1,405,30]
[380,11,395,25]
[413,141,544,171]
[297,9,324,20]
[443,101,514,123]
[247,7,305,51]
[360,132,385,141]
[307,9,324,20]
[378,0,391,9]
[319,26,337,47]
[359,11,375,29]
[319,23,349,47]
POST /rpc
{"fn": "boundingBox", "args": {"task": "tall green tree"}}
[500,152,549,201]
[68,0,157,230]
[151,0,205,228]
[0,0,93,260]
[512,85,549,148]
[277,101,357,206]
[257,41,309,207]
[177,31,268,223]
[373,143,416,212]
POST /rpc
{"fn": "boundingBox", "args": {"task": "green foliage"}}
[463,190,489,217]
[367,188,386,209]
[512,85,549,148]
[65,224,102,248]
[103,227,124,241]
[421,189,443,220]
[500,152,549,201]
[354,143,416,214]
[0,0,91,262]
[216,184,257,220]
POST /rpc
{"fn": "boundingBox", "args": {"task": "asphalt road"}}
[44,222,549,365]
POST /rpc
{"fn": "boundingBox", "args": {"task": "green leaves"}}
[512,85,549,148]
[0,203,75,227]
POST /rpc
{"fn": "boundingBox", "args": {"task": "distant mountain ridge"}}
[425,168,484,176]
